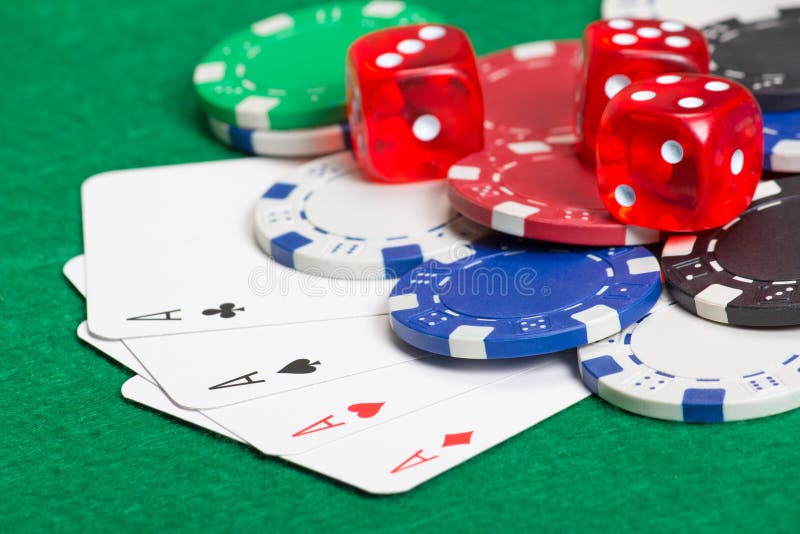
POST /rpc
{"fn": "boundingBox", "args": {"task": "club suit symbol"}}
[202,303,244,318]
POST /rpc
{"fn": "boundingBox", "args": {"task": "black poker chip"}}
[660,176,800,327]
[705,9,800,112]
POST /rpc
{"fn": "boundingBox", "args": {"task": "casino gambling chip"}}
[601,0,799,28]
[207,117,350,158]
[479,40,581,144]
[447,41,662,246]
[704,9,800,112]
[254,151,488,280]
[764,110,800,171]
[447,142,662,246]
[388,243,662,359]
[193,2,444,130]
[661,177,800,327]
[579,298,800,423]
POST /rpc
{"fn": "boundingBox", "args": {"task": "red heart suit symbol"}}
[347,402,385,419]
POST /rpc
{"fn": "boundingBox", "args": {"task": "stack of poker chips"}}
[192,2,444,158]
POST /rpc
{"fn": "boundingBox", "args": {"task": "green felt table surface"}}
[2,0,799,531]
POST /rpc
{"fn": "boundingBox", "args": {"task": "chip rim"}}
[253,151,489,280]
[601,0,790,26]
[389,244,662,359]
[704,9,800,112]
[661,177,800,327]
[578,298,800,423]
[207,117,350,157]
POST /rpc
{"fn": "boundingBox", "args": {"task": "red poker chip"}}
[480,40,581,145]
[449,39,663,246]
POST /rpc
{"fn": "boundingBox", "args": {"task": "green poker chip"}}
[193,1,445,130]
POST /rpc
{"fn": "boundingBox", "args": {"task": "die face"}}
[347,24,483,182]
[577,19,710,163]
[349,24,475,75]
[596,74,763,232]
[358,73,484,182]
[589,19,708,55]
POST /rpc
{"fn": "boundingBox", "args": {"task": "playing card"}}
[69,264,246,444]
[121,353,589,494]
[63,255,85,296]
[70,253,587,466]
[201,352,558,456]
[74,280,570,457]
[123,315,429,409]
[121,376,244,443]
[64,255,429,410]
[65,259,153,382]
[81,158,395,340]
[74,254,565,455]
[65,257,150,376]
[77,322,154,381]
[287,354,589,494]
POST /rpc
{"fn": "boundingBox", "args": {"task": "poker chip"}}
[193,2,444,130]
[388,243,662,359]
[479,40,580,144]
[448,142,662,246]
[447,40,662,247]
[661,177,800,327]
[764,111,800,172]
[254,151,488,280]
[207,117,350,158]
[705,9,800,112]
[579,298,800,423]
[601,0,798,27]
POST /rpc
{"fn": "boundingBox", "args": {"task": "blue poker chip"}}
[763,110,800,172]
[388,243,662,359]
[208,117,351,157]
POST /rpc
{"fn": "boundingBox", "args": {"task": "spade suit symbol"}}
[277,359,321,374]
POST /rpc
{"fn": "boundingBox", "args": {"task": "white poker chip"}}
[601,0,799,26]
[578,297,800,423]
[254,152,489,280]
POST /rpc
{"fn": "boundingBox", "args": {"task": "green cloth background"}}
[2,0,799,531]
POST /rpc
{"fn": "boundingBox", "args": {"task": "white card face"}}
[122,377,244,443]
[63,255,85,293]
[203,352,561,456]
[73,299,570,457]
[288,354,589,494]
[122,316,428,409]
[121,353,590,494]
[65,256,153,380]
[82,158,394,339]
[64,254,423,410]
[73,263,246,445]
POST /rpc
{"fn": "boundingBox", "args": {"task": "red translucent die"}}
[596,74,763,232]
[577,18,709,163]
[346,24,483,182]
